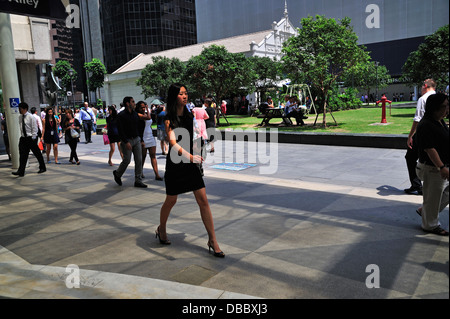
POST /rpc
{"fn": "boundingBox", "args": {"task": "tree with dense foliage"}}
[248,56,282,105]
[137,56,186,99]
[53,60,77,91]
[282,15,369,127]
[184,45,255,102]
[401,25,449,90]
[84,58,107,99]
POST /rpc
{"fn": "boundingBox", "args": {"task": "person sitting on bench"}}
[259,96,275,115]
[285,95,305,126]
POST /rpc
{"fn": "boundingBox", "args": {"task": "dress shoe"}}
[134,181,148,188]
[113,170,122,186]
[404,187,422,195]
[12,171,24,177]
[37,168,46,174]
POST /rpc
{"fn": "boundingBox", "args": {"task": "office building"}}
[100,0,197,73]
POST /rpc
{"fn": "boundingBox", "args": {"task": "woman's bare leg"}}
[149,146,161,179]
[109,143,115,165]
[158,195,178,240]
[193,188,221,252]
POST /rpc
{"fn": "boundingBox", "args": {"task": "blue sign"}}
[9,98,20,113]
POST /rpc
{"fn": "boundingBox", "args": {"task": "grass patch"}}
[218,107,417,135]
[98,106,428,136]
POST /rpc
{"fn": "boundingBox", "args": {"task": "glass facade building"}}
[100,0,197,73]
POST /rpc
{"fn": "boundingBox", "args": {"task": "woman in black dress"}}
[42,107,60,164]
[156,83,224,257]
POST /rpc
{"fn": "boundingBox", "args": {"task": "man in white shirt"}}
[404,79,436,195]
[12,102,46,177]
[80,102,95,143]
[30,107,43,137]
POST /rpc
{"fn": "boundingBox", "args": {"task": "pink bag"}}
[103,134,110,145]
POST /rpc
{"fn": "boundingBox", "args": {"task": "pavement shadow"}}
[377,185,407,196]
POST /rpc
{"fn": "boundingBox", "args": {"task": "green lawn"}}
[97,106,423,136]
[218,107,417,135]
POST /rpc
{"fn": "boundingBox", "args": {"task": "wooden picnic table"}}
[258,108,293,127]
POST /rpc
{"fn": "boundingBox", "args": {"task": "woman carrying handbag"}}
[63,109,81,165]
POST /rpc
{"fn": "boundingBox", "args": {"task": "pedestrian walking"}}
[156,105,168,155]
[42,107,61,164]
[62,109,81,165]
[11,102,46,177]
[205,98,217,153]
[415,93,449,236]
[156,83,224,258]
[1,114,11,160]
[136,101,163,181]
[80,102,94,143]
[30,107,43,143]
[405,79,436,195]
[112,96,147,188]
[192,99,209,140]
[106,105,123,166]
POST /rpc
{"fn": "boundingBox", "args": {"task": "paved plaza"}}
[0,133,448,299]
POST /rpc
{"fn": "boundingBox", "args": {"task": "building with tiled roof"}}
[104,4,297,107]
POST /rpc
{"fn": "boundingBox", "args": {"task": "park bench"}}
[258,108,293,127]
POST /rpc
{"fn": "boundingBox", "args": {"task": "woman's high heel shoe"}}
[155,227,171,245]
[207,241,225,258]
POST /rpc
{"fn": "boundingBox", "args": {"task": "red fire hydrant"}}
[376,95,392,124]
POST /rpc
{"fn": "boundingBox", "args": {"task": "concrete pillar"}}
[0,13,21,169]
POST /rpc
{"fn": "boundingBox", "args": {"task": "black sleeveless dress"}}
[164,114,205,196]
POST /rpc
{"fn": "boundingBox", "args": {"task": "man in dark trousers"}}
[404,79,436,195]
[12,102,46,177]
[113,96,147,188]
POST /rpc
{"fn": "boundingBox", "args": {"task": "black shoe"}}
[404,187,422,195]
[12,171,24,177]
[37,168,46,174]
[207,241,225,258]
[155,227,171,245]
[134,181,148,188]
[113,170,122,186]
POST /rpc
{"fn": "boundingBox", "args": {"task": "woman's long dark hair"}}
[45,107,56,128]
[108,105,117,117]
[166,83,193,129]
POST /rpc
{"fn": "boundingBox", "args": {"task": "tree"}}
[344,60,391,103]
[282,15,369,127]
[84,58,107,99]
[136,56,185,99]
[401,25,449,89]
[184,45,254,102]
[248,56,282,105]
[53,60,77,91]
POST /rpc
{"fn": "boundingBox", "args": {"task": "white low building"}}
[104,5,297,107]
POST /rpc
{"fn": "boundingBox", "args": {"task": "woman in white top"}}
[136,101,163,181]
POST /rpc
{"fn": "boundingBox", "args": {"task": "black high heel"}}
[207,241,225,258]
[155,227,171,245]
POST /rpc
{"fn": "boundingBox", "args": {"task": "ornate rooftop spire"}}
[284,0,288,19]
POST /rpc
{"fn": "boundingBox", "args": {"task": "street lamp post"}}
[68,68,75,110]
[374,61,379,101]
